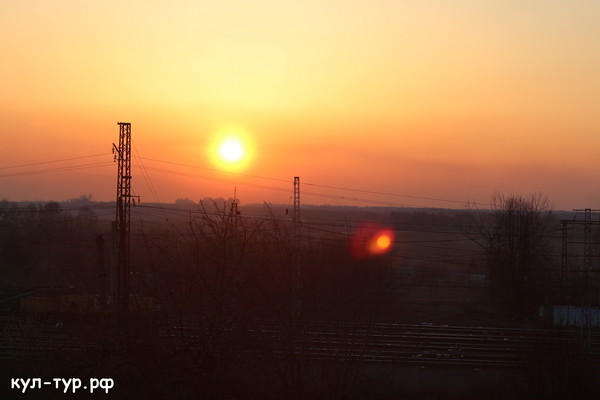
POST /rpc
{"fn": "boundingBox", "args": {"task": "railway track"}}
[167,319,600,368]
[1,316,598,369]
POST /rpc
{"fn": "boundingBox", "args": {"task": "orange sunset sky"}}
[1,0,599,210]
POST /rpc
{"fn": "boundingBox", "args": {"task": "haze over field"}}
[1,0,599,209]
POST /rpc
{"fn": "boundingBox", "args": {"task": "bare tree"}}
[469,193,554,317]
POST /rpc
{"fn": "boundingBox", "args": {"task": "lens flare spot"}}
[375,233,391,250]
[369,229,394,256]
[349,222,395,259]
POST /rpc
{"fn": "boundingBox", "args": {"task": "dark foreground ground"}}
[0,313,597,400]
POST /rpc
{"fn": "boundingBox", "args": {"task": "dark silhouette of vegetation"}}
[0,200,101,294]
[469,193,555,318]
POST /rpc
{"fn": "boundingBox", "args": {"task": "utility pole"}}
[229,199,239,267]
[229,190,240,263]
[228,199,239,315]
[560,221,569,305]
[292,176,301,318]
[113,122,132,322]
[230,200,239,233]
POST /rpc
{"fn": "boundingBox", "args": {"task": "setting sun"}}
[219,139,244,162]
[208,125,254,171]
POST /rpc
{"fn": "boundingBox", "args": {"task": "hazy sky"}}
[1,0,599,209]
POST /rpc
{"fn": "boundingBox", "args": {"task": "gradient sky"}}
[1,0,599,209]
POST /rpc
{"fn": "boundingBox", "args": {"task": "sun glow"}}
[219,139,244,162]
[208,125,254,171]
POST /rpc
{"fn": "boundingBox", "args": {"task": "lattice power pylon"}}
[113,122,132,319]
[293,176,301,317]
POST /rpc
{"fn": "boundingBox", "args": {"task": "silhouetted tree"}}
[469,193,554,317]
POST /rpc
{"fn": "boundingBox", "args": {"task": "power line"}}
[0,150,531,210]
[136,164,450,208]
[0,162,112,178]
[0,151,489,209]
[302,190,422,208]
[304,182,490,207]
[132,143,161,205]
[135,156,488,208]
[138,156,290,184]
[139,165,292,194]
[0,153,110,170]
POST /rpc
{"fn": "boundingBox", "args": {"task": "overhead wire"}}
[0,161,113,178]
[303,182,491,208]
[0,151,489,209]
[0,153,110,170]
[132,142,163,206]
[137,156,290,184]
[134,156,487,209]
[140,165,292,195]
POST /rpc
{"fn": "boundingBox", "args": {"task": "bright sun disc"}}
[219,139,244,162]
[208,125,254,171]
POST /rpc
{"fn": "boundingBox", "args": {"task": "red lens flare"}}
[349,221,395,259]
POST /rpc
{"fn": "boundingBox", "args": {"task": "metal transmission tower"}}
[230,199,239,233]
[229,199,239,266]
[575,208,599,351]
[292,176,301,317]
[560,220,569,305]
[112,122,133,319]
